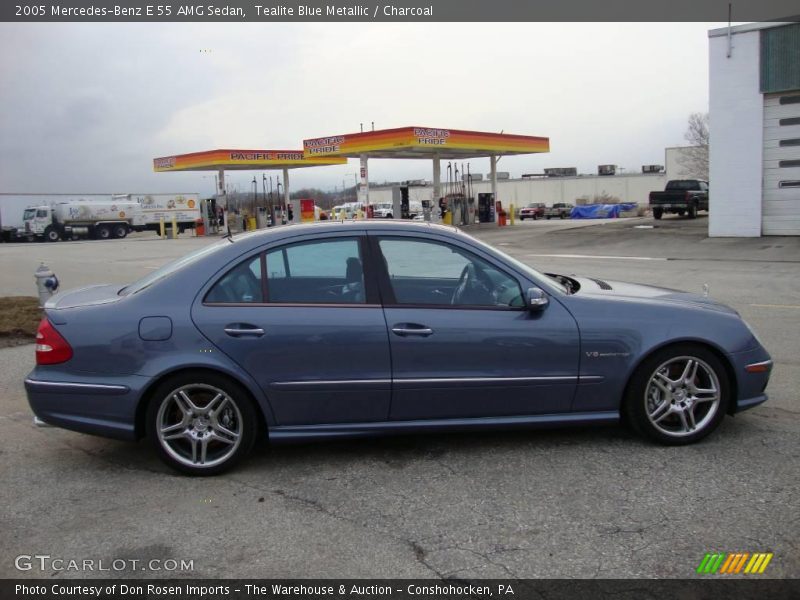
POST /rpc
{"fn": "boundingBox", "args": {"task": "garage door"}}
[763,92,800,235]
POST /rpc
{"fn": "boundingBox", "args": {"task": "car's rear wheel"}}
[146,372,258,475]
[112,224,128,239]
[624,345,729,445]
[653,208,663,220]
[95,225,111,240]
[687,203,698,219]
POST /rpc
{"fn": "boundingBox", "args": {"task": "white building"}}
[367,172,667,210]
[708,21,800,236]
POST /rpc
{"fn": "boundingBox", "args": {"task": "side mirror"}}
[526,287,549,311]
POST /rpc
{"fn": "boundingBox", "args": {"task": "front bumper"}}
[728,348,773,414]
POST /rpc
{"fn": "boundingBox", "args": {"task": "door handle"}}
[224,326,265,337]
[391,324,434,337]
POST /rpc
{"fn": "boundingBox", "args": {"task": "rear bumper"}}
[25,372,147,441]
[650,203,689,210]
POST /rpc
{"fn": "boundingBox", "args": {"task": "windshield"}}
[23,209,36,220]
[119,240,229,295]
[462,233,569,295]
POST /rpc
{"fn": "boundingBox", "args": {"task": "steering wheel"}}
[451,263,494,305]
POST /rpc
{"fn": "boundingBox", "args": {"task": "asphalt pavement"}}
[1,215,798,579]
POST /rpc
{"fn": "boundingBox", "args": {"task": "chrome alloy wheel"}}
[155,384,243,468]
[645,356,721,438]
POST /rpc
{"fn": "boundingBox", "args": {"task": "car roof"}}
[232,219,460,243]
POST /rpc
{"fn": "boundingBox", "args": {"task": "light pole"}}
[343,172,358,201]
[276,180,284,224]
[251,176,258,222]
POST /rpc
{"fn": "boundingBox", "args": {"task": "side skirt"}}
[268,411,620,444]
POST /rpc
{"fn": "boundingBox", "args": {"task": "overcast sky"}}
[0,22,724,195]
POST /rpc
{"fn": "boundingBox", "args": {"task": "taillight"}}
[35,318,73,365]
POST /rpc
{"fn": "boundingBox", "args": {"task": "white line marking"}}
[749,303,800,310]
[525,253,667,261]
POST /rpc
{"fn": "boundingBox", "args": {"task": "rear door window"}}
[205,256,263,303]
[265,238,366,304]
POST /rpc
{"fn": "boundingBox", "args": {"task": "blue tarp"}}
[569,203,638,219]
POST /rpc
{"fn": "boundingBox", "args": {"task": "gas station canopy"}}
[302,126,549,160]
[153,149,346,218]
[153,149,346,171]
[302,126,549,212]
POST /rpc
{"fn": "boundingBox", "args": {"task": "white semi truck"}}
[22,200,146,241]
[118,193,202,234]
[20,194,203,242]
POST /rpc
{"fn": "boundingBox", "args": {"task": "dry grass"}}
[0,296,41,347]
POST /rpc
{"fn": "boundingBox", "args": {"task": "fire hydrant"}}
[34,262,59,307]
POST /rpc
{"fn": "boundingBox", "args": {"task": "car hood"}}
[569,276,739,315]
[44,284,123,310]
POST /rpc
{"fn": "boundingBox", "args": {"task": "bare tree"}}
[676,112,709,180]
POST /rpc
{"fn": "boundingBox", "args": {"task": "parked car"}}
[649,180,709,220]
[371,202,394,218]
[27,221,772,475]
[518,203,546,220]
[544,203,574,219]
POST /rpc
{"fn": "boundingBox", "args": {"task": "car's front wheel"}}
[146,372,259,475]
[624,345,729,445]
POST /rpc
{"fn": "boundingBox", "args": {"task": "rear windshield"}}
[119,240,228,295]
[666,180,700,190]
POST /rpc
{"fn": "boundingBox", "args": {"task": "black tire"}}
[687,203,697,219]
[533,214,539,220]
[676,209,685,216]
[559,212,566,219]
[653,208,663,220]
[546,215,552,220]
[623,344,730,446]
[112,224,128,239]
[146,371,259,475]
[44,226,60,242]
[95,225,111,240]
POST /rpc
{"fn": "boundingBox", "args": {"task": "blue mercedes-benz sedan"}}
[26,221,772,474]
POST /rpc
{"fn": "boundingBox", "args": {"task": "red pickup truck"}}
[518,203,546,220]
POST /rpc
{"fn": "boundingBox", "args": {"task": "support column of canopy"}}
[283,167,290,223]
[359,154,369,214]
[490,155,498,222]
[217,168,227,229]
[432,154,441,222]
